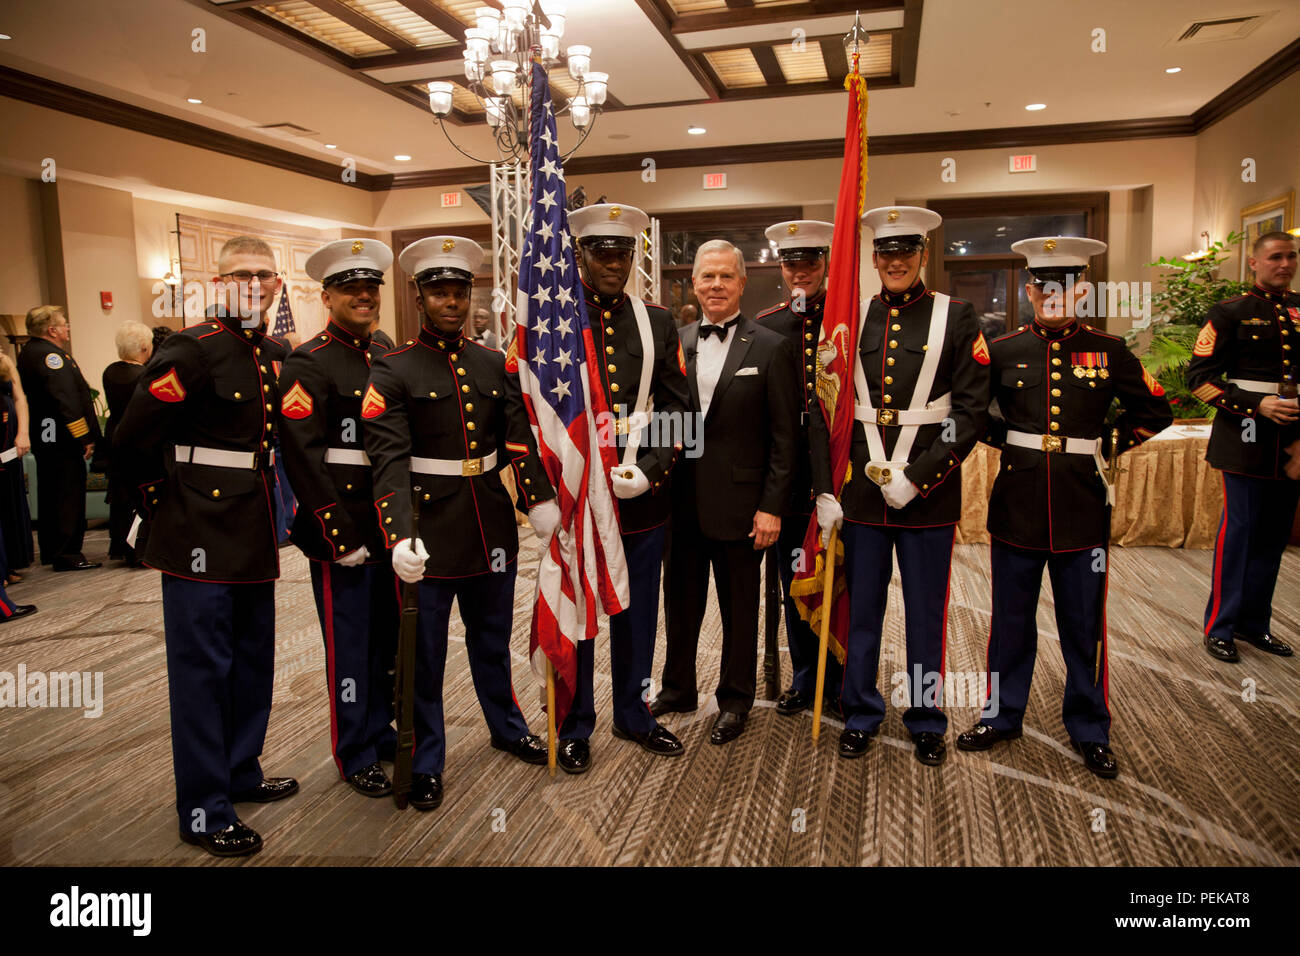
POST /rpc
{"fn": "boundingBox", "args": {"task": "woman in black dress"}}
[102,321,153,563]
[0,351,33,583]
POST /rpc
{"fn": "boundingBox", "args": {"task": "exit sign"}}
[1009,154,1037,173]
[703,172,727,190]
[440,190,462,208]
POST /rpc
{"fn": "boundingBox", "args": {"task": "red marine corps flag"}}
[512,61,629,770]
[789,33,869,737]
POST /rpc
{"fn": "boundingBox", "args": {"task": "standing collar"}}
[418,320,466,352]
[326,319,372,350]
[1029,318,1080,341]
[879,280,926,308]
[1252,283,1294,302]
[582,278,627,309]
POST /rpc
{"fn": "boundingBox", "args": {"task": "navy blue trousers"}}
[841,522,954,735]
[161,574,275,836]
[309,560,398,778]
[983,540,1111,745]
[411,567,530,776]
[561,525,664,740]
[1204,472,1300,644]
[777,516,842,698]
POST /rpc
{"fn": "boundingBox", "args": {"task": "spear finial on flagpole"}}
[843,10,867,75]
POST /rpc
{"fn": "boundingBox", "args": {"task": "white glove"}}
[336,545,369,567]
[529,500,561,541]
[881,471,918,510]
[391,537,429,584]
[609,464,651,499]
[815,493,843,546]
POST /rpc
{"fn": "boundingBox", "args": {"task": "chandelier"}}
[426,2,609,165]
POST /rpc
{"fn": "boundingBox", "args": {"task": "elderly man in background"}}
[102,320,154,565]
[17,305,101,572]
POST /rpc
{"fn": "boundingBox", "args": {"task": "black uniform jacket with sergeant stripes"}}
[361,323,555,578]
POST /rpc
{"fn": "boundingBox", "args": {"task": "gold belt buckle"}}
[461,457,484,476]
[865,464,892,486]
[876,409,896,426]
[1041,435,1062,453]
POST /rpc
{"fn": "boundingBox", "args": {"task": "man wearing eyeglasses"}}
[17,305,101,571]
[117,235,298,858]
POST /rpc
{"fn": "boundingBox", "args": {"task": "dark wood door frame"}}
[391,224,494,344]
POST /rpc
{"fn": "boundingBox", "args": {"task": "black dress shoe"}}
[838,728,872,759]
[1236,631,1294,657]
[775,689,812,716]
[956,723,1022,752]
[347,762,392,797]
[409,773,443,810]
[612,723,684,756]
[1204,634,1239,663]
[52,559,101,572]
[180,819,262,858]
[1072,740,1119,779]
[491,734,548,765]
[709,711,746,745]
[557,739,591,774]
[0,605,37,623]
[648,696,696,718]
[231,776,299,803]
[913,732,947,766]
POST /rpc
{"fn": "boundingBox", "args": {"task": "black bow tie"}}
[699,319,737,341]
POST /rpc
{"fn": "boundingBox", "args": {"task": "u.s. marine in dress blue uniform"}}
[279,238,398,799]
[551,203,691,773]
[755,219,844,715]
[809,206,990,766]
[362,236,557,811]
[956,237,1172,780]
[1186,231,1300,663]
[115,236,299,857]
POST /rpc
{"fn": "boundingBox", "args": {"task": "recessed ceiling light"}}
[0,34,12,41]
[187,97,202,104]
[394,154,412,161]
[324,143,337,149]
[1165,67,1182,74]
[1025,103,1046,111]
[687,125,706,135]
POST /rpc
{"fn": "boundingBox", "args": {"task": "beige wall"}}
[1194,71,1300,278]
[0,173,49,326]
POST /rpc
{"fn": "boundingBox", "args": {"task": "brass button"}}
[469,441,478,450]
[805,332,813,341]
[891,324,901,331]
[806,382,813,389]
[265,423,272,431]
[384,517,391,524]
[381,501,388,508]
[492,390,498,396]
[260,366,268,373]
[354,389,361,397]
[922,484,929,490]
[889,339,898,349]
[390,533,397,540]
[1016,380,1024,388]
[147,486,155,492]
[450,353,458,361]
[883,394,892,404]
[263,384,270,393]
[466,422,476,431]
[525,478,531,485]
[466,403,474,412]
[1051,405,1061,415]
[1051,342,1060,351]
[890,309,899,317]
[805,348,813,356]
[324,512,331,519]
[608,364,617,373]
[887,357,896,366]
[805,364,813,372]
[1051,372,1061,380]
[884,376,893,385]
[233,391,242,399]
[1089,381,1097,388]
[345,484,353,491]
[603,311,612,319]
[211,489,221,498]
[265,403,272,411]
[429,391,437,398]
[331,529,339,536]
[1051,357,1061,366]
[338,545,346,553]
[457,368,466,376]
[424,493,431,500]
[462,385,470,393]
[605,326,614,335]
[606,346,614,355]
[263,441,269,449]
[1051,388,1061,397]
[1049,422,1059,431]
[611,383,620,393]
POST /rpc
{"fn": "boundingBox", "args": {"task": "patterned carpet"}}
[1,527,1297,866]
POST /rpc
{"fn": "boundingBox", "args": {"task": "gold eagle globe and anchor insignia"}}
[351,240,364,254]
[1043,239,1057,253]
[442,239,457,252]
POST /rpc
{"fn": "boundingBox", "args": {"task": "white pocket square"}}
[734,366,759,377]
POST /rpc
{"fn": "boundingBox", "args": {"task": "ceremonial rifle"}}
[392,478,421,809]
[1095,427,1123,684]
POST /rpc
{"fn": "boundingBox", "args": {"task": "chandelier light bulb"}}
[490,60,518,96]
[474,6,500,38]
[583,71,608,106]
[567,44,591,80]
[540,33,560,60]
[570,95,591,129]
[502,0,529,32]
[427,80,454,116]
[463,51,484,82]
[541,3,566,40]
[464,28,490,63]
[485,97,507,129]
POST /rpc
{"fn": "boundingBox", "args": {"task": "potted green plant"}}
[1127,231,1248,419]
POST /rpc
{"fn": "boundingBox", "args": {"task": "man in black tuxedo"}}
[651,240,799,744]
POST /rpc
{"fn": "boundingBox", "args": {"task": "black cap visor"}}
[414,266,474,287]
[323,267,385,288]
[1028,266,1087,287]
[873,235,925,254]
[778,246,828,263]
[578,235,637,252]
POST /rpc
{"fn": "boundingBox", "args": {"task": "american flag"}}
[513,61,628,728]
[272,284,295,337]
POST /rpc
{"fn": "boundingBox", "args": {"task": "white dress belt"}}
[325,448,370,466]
[1005,430,1101,455]
[174,444,266,469]
[409,450,498,477]
[852,401,952,427]
[1227,378,1280,394]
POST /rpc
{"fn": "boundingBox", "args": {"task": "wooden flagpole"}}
[811,526,838,743]
[546,658,557,777]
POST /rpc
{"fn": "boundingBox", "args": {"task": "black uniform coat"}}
[279,320,389,563]
[756,289,825,518]
[810,282,989,527]
[1185,285,1300,479]
[675,316,799,541]
[362,324,555,578]
[584,281,691,533]
[115,312,287,583]
[17,337,100,453]
[984,319,1173,552]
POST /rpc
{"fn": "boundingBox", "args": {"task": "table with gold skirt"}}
[956,424,1222,549]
